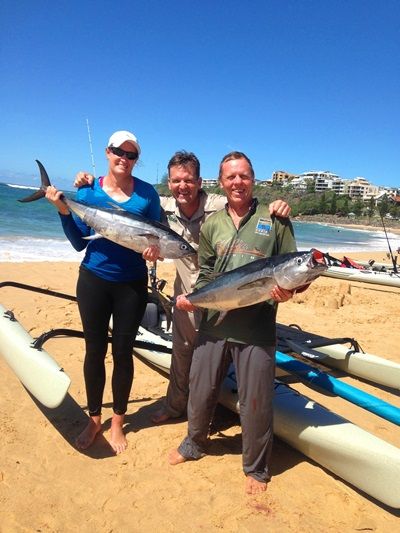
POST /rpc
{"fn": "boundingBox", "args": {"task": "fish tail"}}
[214,311,228,326]
[18,160,50,203]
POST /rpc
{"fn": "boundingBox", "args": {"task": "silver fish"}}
[187,249,327,314]
[19,160,196,260]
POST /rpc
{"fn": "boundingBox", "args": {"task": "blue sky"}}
[1,0,399,190]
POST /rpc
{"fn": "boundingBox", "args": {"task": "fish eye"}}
[296,257,303,265]
[180,243,188,250]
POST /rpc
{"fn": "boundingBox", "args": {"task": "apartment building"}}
[272,170,298,184]
[201,178,218,188]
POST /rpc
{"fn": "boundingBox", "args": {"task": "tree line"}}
[155,178,399,220]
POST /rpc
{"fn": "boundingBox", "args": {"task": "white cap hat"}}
[107,130,141,154]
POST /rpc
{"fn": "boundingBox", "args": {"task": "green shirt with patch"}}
[195,199,297,346]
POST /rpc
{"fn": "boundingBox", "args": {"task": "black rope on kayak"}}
[32,328,91,350]
[134,340,172,354]
[3,309,16,322]
[0,281,76,302]
[284,323,363,354]
[1,278,174,350]
[31,326,173,356]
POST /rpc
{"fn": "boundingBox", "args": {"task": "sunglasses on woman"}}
[108,146,138,160]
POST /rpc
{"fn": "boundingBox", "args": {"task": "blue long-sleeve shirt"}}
[59,176,161,282]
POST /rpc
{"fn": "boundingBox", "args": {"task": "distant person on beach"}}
[74,151,291,427]
[46,130,161,454]
[169,151,299,495]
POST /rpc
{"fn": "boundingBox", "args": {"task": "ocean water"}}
[0,182,397,262]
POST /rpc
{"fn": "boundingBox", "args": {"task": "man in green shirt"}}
[169,151,298,495]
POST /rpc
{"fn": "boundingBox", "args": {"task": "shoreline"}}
[2,220,399,264]
[293,214,400,236]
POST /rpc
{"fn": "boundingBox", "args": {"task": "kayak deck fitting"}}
[276,323,400,390]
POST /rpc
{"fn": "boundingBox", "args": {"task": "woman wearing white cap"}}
[45,130,161,453]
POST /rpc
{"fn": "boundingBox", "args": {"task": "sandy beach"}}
[1,253,400,532]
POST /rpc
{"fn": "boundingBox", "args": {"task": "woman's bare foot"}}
[168,448,187,465]
[76,416,102,450]
[245,476,268,495]
[110,414,128,454]
[151,409,171,424]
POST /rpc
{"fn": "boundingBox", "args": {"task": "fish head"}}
[162,238,197,259]
[273,249,328,290]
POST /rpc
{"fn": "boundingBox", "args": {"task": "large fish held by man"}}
[18,160,196,260]
[186,249,327,319]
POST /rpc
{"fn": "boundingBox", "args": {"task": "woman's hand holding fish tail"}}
[45,185,70,215]
[175,294,197,312]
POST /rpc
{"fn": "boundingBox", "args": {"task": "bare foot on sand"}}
[110,414,128,454]
[246,476,267,495]
[76,417,102,450]
[168,448,187,465]
[151,409,171,424]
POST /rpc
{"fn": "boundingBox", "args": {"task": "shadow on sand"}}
[28,389,115,459]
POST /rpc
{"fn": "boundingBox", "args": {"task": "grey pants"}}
[164,305,199,417]
[178,332,275,483]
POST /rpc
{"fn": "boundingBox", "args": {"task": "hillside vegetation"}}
[155,182,400,224]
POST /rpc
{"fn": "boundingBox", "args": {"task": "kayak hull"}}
[315,343,400,390]
[0,304,71,408]
[322,266,400,287]
[277,323,400,390]
[134,324,400,508]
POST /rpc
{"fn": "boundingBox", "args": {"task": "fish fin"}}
[18,160,49,203]
[18,189,46,203]
[35,160,51,188]
[214,311,228,326]
[238,278,271,290]
[136,233,161,244]
[82,233,104,241]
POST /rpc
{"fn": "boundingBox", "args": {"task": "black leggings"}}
[77,267,148,416]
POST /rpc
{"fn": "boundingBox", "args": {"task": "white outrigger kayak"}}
[133,319,400,508]
[310,343,400,389]
[277,323,400,390]
[322,264,400,288]
[0,303,71,408]
[356,259,397,272]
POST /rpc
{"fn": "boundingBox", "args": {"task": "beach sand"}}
[1,253,399,532]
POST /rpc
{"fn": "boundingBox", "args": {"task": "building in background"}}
[202,168,398,204]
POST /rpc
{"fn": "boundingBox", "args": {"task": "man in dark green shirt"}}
[169,151,298,495]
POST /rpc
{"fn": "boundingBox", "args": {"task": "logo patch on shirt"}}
[167,214,178,224]
[255,217,271,236]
